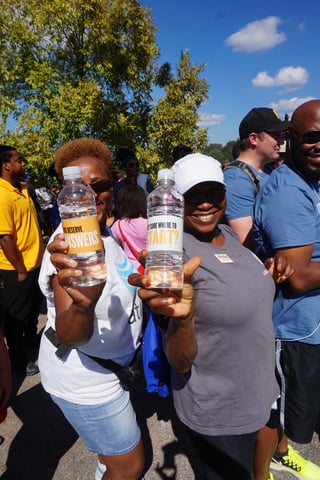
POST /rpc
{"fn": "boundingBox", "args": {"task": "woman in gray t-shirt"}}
[131,154,292,480]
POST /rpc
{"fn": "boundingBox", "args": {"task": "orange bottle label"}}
[62,216,103,254]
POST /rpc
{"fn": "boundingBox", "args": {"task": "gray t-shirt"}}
[172,224,279,436]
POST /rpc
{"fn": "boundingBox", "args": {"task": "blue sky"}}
[141,0,319,145]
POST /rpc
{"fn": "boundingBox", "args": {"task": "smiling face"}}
[184,181,226,242]
[67,156,113,230]
[289,100,320,181]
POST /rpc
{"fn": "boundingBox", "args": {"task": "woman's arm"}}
[48,234,105,346]
[129,256,201,373]
[265,254,295,284]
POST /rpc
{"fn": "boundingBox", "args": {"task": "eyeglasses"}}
[84,179,113,193]
[290,129,320,145]
[127,161,139,168]
[265,130,289,140]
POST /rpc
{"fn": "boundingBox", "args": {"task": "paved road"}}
[0,314,319,479]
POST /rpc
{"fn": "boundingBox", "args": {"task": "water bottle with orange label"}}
[57,166,107,286]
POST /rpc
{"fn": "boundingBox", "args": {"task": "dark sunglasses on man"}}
[290,129,320,145]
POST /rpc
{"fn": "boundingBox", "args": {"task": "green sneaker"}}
[268,472,274,480]
[270,445,320,479]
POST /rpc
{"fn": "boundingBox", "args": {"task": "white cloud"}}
[269,97,316,118]
[225,16,286,53]
[198,113,226,128]
[252,66,309,91]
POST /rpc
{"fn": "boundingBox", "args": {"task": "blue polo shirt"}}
[253,164,320,344]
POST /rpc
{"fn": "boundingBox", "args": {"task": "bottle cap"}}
[62,166,81,180]
[157,168,174,182]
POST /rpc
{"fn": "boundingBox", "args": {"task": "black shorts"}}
[185,426,257,480]
[276,339,320,443]
[266,397,281,429]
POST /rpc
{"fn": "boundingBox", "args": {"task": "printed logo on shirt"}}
[214,253,234,263]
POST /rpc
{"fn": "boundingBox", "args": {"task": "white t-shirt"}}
[38,227,143,404]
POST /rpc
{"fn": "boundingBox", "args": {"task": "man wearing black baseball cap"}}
[224,107,289,250]
[239,107,289,140]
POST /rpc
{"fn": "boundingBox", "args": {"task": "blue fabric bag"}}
[142,311,171,398]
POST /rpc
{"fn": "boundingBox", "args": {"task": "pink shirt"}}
[111,217,147,271]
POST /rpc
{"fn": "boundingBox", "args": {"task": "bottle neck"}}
[64,177,82,184]
[159,180,174,187]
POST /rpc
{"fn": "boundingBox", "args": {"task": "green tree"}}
[141,49,209,178]
[203,140,237,165]
[203,143,224,164]
[0,0,158,182]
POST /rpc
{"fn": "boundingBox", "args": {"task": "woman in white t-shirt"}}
[38,138,144,480]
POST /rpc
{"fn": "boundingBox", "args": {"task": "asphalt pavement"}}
[0,313,319,479]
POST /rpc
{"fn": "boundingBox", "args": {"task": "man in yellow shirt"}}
[0,145,44,376]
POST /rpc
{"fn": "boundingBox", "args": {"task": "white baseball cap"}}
[172,153,225,194]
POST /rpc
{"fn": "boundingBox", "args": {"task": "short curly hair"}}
[53,138,113,181]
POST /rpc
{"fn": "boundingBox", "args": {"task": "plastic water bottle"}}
[57,166,107,286]
[145,168,184,290]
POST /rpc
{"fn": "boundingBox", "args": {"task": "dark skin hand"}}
[48,233,105,346]
[129,256,201,373]
[265,254,294,284]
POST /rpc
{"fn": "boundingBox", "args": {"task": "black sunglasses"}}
[265,130,289,140]
[290,129,320,145]
[85,179,113,193]
[184,185,226,206]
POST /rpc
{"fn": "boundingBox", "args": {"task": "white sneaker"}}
[95,462,106,480]
[94,461,144,480]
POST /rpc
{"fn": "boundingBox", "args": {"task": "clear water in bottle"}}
[57,166,107,287]
[145,168,184,290]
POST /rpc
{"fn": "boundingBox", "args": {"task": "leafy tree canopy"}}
[140,50,209,179]
[0,1,230,186]
[0,0,158,183]
[203,140,237,165]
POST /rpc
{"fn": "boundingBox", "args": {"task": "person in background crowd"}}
[34,185,57,239]
[254,99,320,480]
[113,147,153,202]
[38,138,145,480]
[112,184,147,274]
[131,153,293,480]
[0,145,44,377]
[47,162,62,231]
[172,144,193,163]
[224,108,289,250]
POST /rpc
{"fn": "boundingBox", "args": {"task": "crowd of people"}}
[1,99,320,480]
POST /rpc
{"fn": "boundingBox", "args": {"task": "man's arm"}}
[228,216,254,250]
[276,245,320,293]
[0,234,27,280]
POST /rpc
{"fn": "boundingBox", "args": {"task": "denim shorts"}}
[50,389,141,455]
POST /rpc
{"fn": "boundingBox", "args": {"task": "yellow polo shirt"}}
[0,177,45,270]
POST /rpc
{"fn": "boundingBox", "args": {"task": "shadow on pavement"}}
[1,377,78,480]
[131,385,204,479]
